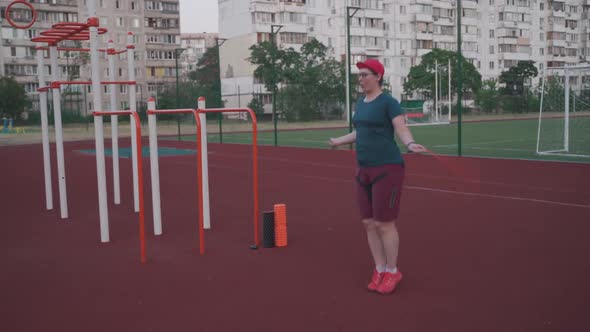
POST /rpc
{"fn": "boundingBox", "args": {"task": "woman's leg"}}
[375,220,399,270]
[363,219,387,269]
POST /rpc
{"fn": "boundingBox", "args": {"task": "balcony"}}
[415,13,433,23]
[463,0,478,9]
[498,5,533,14]
[548,39,567,47]
[433,0,455,9]
[416,32,433,40]
[278,1,306,13]
[249,1,277,13]
[517,37,531,46]
[365,28,385,37]
[433,16,454,26]
[498,36,519,44]
[364,8,384,19]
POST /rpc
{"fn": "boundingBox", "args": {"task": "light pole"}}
[271,24,283,147]
[456,0,463,156]
[215,37,227,143]
[175,47,186,141]
[346,6,360,133]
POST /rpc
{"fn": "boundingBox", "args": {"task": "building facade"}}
[218,0,590,111]
[180,32,218,75]
[0,0,181,113]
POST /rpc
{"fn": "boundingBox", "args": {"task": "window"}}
[400,6,406,14]
[540,48,544,55]
[489,61,495,69]
[489,46,495,54]
[489,30,494,38]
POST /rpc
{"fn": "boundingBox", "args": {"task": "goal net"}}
[537,65,590,158]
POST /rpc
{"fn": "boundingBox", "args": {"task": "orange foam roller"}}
[274,204,287,247]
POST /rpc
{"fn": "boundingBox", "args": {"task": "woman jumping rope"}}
[329,59,426,294]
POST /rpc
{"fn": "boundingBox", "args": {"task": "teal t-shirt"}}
[352,93,404,167]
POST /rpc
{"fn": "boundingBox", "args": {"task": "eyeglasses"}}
[358,72,376,78]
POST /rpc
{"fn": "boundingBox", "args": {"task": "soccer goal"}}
[537,65,590,158]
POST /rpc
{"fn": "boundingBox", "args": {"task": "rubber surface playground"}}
[1,138,589,331]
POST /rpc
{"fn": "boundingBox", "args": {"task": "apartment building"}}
[180,32,218,75]
[0,0,181,113]
[218,0,590,110]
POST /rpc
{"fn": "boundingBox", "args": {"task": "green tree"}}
[249,38,345,122]
[248,41,301,93]
[0,76,30,120]
[475,79,500,113]
[247,97,265,120]
[499,60,538,96]
[403,48,482,99]
[188,46,223,108]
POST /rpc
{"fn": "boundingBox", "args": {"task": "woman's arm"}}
[393,116,427,153]
[329,131,356,148]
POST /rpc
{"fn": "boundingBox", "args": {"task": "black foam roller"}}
[263,211,275,248]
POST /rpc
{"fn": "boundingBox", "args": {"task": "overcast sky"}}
[179,0,219,33]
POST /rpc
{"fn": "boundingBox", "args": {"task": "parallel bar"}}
[89,5,110,242]
[147,109,195,114]
[198,98,211,230]
[564,68,570,152]
[92,110,147,263]
[50,44,69,219]
[37,45,53,211]
[147,98,162,235]
[128,32,139,213]
[108,40,121,205]
[536,73,546,154]
[198,107,259,249]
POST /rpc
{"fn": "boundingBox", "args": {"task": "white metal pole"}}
[448,58,452,122]
[435,60,439,122]
[37,48,53,211]
[49,45,68,219]
[147,97,162,235]
[108,40,120,205]
[127,32,139,213]
[536,71,546,154]
[345,12,351,128]
[198,97,211,230]
[564,68,570,152]
[89,1,110,242]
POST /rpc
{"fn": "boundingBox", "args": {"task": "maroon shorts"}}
[355,163,405,222]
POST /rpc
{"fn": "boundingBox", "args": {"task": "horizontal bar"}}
[101,81,136,85]
[37,87,50,92]
[50,81,136,88]
[198,108,252,113]
[547,65,590,71]
[93,111,134,116]
[147,109,195,115]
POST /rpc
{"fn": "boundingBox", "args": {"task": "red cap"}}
[356,58,384,77]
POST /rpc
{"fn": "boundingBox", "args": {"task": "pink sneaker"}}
[376,271,403,294]
[367,269,384,292]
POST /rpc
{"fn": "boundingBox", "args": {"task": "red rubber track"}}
[1,140,589,332]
